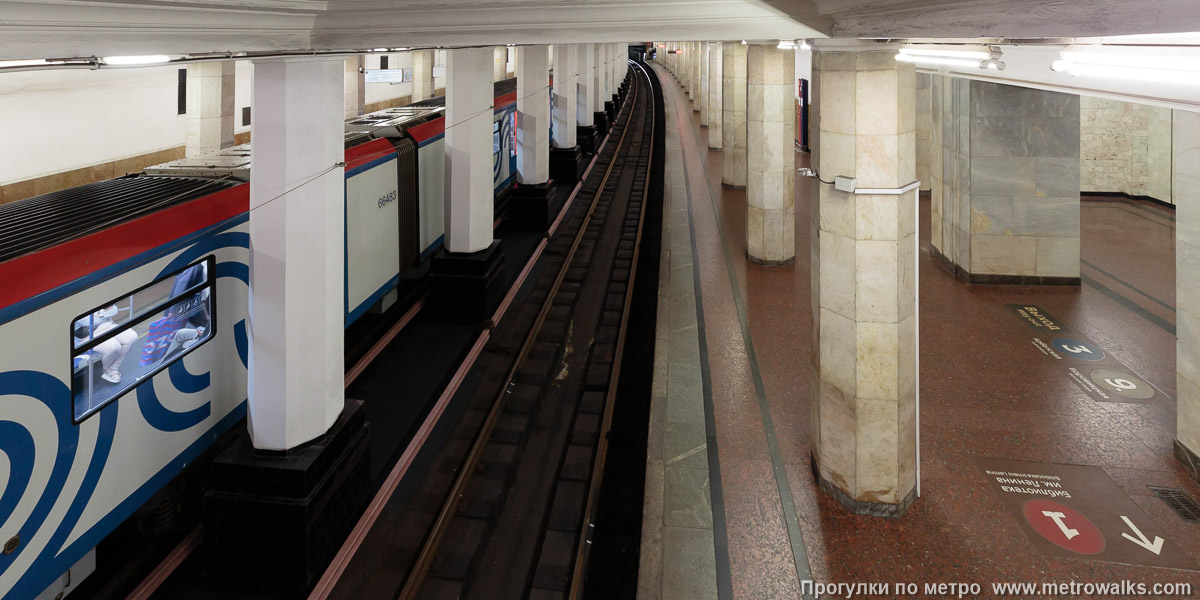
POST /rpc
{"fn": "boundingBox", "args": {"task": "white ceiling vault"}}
[3,0,1200,59]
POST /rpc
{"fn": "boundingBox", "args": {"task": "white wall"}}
[1080,96,1174,202]
[0,66,184,184]
[0,61,254,185]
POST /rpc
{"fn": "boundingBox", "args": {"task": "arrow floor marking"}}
[1120,515,1164,555]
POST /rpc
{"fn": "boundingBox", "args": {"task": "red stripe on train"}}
[408,91,520,143]
[345,138,399,171]
[407,117,446,143]
[0,184,250,311]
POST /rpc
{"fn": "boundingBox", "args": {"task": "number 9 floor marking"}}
[1090,369,1155,400]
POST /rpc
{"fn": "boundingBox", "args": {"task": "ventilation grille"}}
[1149,486,1200,523]
[0,176,242,263]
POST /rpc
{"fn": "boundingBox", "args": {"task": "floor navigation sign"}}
[1006,304,1163,403]
[977,458,1195,570]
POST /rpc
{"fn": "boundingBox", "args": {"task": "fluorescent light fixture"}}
[1050,47,1200,84]
[1059,49,1200,71]
[103,55,170,65]
[371,48,388,52]
[799,40,811,50]
[894,54,986,69]
[741,40,748,45]
[898,47,992,60]
[777,40,796,50]
[1052,61,1200,85]
[0,59,59,68]
[895,45,1003,70]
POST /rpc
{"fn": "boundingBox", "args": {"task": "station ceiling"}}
[2,0,1200,59]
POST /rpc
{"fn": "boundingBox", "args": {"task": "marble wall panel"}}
[1081,96,1173,202]
[1177,110,1200,458]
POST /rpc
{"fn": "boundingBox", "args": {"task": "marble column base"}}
[1176,440,1200,484]
[429,241,507,323]
[506,181,559,231]
[747,253,793,267]
[203,400,370,592]
[577,125,598,155]
[550,145,585,183]
[812,453,917,518]
[593,111,609,135]
[930,246,1081,286]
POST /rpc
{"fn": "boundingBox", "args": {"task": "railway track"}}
[378,60,658,600]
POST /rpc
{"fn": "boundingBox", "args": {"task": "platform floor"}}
[639,61,1200,599]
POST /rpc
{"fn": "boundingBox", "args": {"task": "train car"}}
[0,81,518,600]
[0,177,250,600]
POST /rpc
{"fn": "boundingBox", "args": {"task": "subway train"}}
[0,79,520,600]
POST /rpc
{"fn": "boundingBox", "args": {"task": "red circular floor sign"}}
[1022,499,1106,555]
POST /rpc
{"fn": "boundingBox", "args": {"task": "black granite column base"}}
[507,182,559,232]
[593,111,609,136]
[550,146,585,184]
[1176,440,1200,484]
[429,240,506,323]
[931,246,1081,286]
[202,400,370,594]
[577,125,598,155]
[604,100,616,123]
[611,93,620,110]
[747,253,795,267]
[811,452,917,518]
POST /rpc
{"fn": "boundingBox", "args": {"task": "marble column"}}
[721,42,747,187]
[692,42,702,111]
[248,56,345,451]
[679,43,688,90]
[746,44,795,265]
[412,49,434,102]
[344,55,365,119]
[493,46,508,81]
[708,42,723,149]
[185,61,235,158]
[916,73,932,192]
[552,44,577,148]
[516,45,550,185]
[595,43,609,114]
[929,78,1080,284]
[685,42,694,97]
[699,42,710,126]
[577,43,595,127]
[810,47,918,516]
[1176,110,1200,481]
[444,48,495,254]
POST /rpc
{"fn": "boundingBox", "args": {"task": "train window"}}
[510,112,517,158]
[493,120,501,155]
[70,256,217,423]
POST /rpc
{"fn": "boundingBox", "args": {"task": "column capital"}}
[811,39,901,53]
[251,54,351,66]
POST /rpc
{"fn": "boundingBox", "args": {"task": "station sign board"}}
[365,68,411,84]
